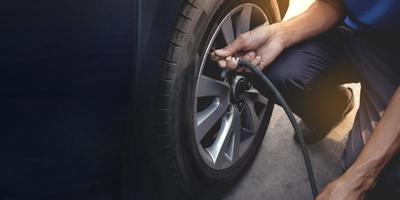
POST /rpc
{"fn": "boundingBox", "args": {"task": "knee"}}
[265,63,310,94]
[256,41,325,97]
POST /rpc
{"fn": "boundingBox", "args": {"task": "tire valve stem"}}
[209,52,240,69]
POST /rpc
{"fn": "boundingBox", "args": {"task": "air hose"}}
[211,55,319,199]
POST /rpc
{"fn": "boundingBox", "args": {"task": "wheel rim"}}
[194,3,271,170]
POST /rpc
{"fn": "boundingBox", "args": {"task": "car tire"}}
[153,0,281,199]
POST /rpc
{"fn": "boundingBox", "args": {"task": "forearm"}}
[277,0,345,47]
[343,87,400,190]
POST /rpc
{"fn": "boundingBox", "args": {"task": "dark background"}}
[0,0,184,199]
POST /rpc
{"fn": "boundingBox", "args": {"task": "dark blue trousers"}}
[258,26,400,198]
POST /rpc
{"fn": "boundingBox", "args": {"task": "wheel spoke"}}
[238,132,254,156]
[196,75,230,98]
[241,88,269,133]
[245,88,269,105]
[207,106,241,167]
[221,15,235,44]
[230,107,242,162]
[243,97,260,132]
[239,101,274,156]
[196,98,229,141]
[235,5,252,37]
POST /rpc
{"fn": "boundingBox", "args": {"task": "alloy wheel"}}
[194,3,272,170]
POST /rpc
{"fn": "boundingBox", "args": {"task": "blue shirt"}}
[344,0,400,31]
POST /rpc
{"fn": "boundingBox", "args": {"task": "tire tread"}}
[154,1,200,198]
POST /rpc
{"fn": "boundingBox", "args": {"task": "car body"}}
[1,0,288,199]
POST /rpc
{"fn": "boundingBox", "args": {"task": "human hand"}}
[316,175,368,200]
[213,23,290,71]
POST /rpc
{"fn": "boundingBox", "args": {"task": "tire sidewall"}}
[166,0,277,196]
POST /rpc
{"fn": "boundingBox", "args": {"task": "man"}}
[214,0,400,199]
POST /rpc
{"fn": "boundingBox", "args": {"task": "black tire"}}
[153,0,281,199]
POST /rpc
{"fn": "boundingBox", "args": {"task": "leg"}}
[254,28,359,131]
[339,30,400,197]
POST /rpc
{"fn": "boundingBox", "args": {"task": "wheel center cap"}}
[231,75,251,102]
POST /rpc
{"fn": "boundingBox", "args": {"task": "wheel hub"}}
[231,75,251,103]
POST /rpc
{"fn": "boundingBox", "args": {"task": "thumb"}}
[214,35,247,57]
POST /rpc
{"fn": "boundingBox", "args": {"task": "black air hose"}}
[237,59,319,198]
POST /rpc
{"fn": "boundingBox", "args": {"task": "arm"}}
[317,87,400,199]
[281,0,345,47]
[214,0,345,70]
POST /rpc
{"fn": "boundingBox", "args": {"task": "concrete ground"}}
[224,84,360,200]
[224,1,362,199]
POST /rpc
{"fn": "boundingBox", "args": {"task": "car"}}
[1,0,288,199]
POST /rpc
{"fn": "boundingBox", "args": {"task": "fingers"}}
[242,51,256,61]
[214,33,248,58]
[258,61,265,69]
[215,52,260,72]
[214,32,253,69]
[257,47,284,70]
[214,55,241,70]
[217,59,227,68]
[251,55,262,67]
[237,51,255,72]
[254,41,285,70]
[225,56,239,70]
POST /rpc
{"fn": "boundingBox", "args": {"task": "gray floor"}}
[224,84,361,200]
